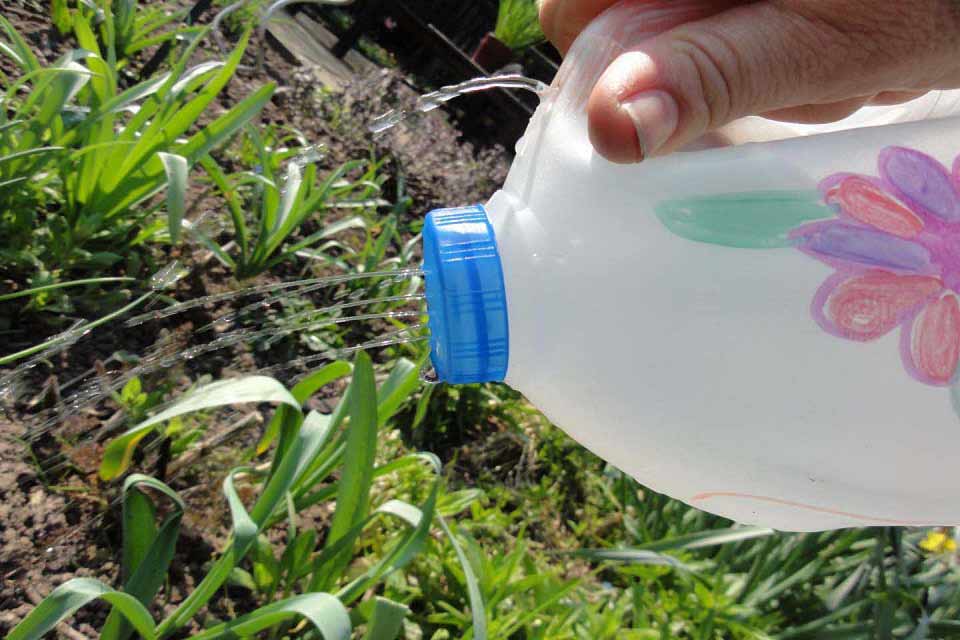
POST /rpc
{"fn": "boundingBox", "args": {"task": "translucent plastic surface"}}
[487,1,960,530]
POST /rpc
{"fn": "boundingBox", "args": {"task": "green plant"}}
[0,13,273,288]
[10,353,486,640]
[196,130,390,279]
[52,0,194,68]
[493,0,544,51]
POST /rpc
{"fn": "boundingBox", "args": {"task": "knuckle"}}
[667,28,742,130]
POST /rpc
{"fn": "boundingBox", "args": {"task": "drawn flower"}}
[791,146,960,386]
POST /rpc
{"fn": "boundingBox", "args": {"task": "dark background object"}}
[309,0,561,151]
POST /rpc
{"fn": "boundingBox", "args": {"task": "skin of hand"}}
[538,0,960,163]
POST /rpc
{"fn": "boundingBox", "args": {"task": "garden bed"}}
[0,2,513,633]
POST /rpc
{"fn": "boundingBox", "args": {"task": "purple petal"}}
[954,154,960,193]
[793,220,933,273]
[879,146,960,223]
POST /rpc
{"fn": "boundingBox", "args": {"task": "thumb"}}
[587,1,960,163]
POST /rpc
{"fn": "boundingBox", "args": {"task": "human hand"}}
[539,0,960,162]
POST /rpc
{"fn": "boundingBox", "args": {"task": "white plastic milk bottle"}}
[421,0,960,530]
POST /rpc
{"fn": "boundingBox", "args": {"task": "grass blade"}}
[0,277,133,302]
[636,526,775,552]
[439,518,488,640]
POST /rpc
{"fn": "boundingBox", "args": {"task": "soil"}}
[0,2,512,635]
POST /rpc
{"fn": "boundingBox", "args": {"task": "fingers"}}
[539,0,622,55]
[761,97,873,124]
[583,0,960,162]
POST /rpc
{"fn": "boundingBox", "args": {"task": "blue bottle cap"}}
[422,205,509,384]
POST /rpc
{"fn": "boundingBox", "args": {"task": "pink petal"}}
[836,176,923,238]
[814,270,942,341]
[909,295,960,385]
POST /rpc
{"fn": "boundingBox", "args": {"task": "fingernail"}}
[620,90,679,160]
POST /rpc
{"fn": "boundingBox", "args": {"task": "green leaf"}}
[102,475,184,640]
[360,597,410,640]
[376,358,420,427]
[121,479,157,581]
[562,548,689,570]
[337,482,440,605]
[188,593,351,640]
[439,518,488,640]
[322,351,378,584]
[227,567,257,591]
[158,152,187,244]
[0,15,41,73]
[654,190,830,248]
[257,360,352,454]
[636,526,774,552]
[0,277,133,302]
[100,376,299,480]
[7,578,156,640]
[179,83,276,164]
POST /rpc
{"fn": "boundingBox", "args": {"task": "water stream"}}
[369,73,549,135]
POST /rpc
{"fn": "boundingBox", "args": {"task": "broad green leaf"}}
[322,352,378,584]
[100,376,299,480]
[158,152,187,243]
[170,61,224,96]
[271,160,304,236]
[189,593,351,640]
[103,475,184,640]
[654,190,830,248]
[360,597,409,640]
[227,567,257,591]
[223,467,259,552]
[7,578,156,640]
[376,357,419,427]
[121,481,157,582]
[101,72,170,114]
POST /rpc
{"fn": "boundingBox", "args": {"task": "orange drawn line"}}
[690,491,933,526]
